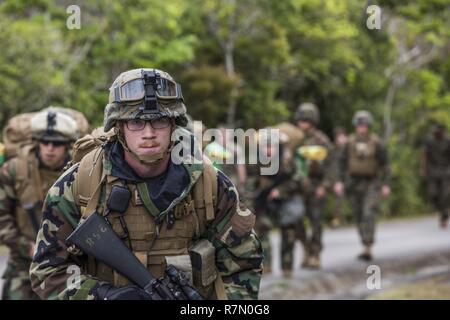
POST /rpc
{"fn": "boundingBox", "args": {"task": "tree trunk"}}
[383,79,396,141]
[224,42,238,126]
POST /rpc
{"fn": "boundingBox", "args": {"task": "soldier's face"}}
[356,124,369,135]
[298,120,313,132]
[122,120,173,158]
[38,141,68,169]
[335,133,347,146]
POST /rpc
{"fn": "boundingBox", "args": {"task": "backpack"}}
[2,107,90,160]
[272,122,305,154]
[71,127,218,227]
[71,127,226,299]
[2,112,37,159]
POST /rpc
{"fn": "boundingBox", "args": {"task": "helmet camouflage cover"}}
[352,110,373,126]
[294,102,320,125]
[104,68,187,132]
[31,110,78,143]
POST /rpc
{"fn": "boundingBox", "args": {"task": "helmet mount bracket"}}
[141,69,160,114]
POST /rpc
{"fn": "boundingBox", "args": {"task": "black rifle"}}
[66,211,203,300]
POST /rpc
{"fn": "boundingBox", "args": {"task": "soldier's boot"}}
[301,252,311,268]
[307,254,321,269]
[282,268,292,278]
[357,245,373,261]
[330,217,340,229]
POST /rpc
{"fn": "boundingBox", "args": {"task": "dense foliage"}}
[0,0,449,217]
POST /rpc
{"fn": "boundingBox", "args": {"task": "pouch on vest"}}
[189,239,217,287]
[348,136,378,177]
[107,185,131,214]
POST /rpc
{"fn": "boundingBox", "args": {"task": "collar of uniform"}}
[353,132,372,142]
[103,140,205,224]
[304,126,317,138]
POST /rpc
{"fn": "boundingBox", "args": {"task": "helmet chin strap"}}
[115,125,174,165]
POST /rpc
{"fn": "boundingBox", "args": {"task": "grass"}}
[368,274,450,300]
[0,246,8,255]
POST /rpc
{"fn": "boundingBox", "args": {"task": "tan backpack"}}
[273,122,305,154]
[71,127,218,227]
[70,127,227,299]
[2,112,37,159]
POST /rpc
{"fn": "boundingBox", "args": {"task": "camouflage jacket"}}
[0,147,65,261]
[0,157,32,259]
[296,128,334,191]
[30,143,263,300]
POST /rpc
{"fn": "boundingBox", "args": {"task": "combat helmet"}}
[352,110,373,127]
[294,102,320,126]
[31,110,78,143]
[104,68,187,132]
[104,68,187,164]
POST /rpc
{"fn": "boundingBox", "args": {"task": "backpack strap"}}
[190,157,228,300]
[193,156,218,225]
[15,145,44,204]
[74,147,105,219]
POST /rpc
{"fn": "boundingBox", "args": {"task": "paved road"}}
[261,214,450,299]
[1,214,449,299]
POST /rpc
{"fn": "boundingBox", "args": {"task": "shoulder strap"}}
[193,156,218,223]
[370,133,380,144]
[74,147,105,218]
[348,134,356,145]
[15,145,45,203]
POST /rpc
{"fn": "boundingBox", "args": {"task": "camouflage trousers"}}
[426,177,450,220]
[296,193,325,257]
[332,195,345,221]
[254,213,274,271]
[347,178,380,246]
[2,257,39,300]
[280,223,303,270]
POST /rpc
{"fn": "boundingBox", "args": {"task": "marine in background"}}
[420,122,450,228]
[0,109,79,299]
[334,110,391,261]
[294,103,334,269]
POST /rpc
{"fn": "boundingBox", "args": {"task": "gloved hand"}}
[94,283,152,300]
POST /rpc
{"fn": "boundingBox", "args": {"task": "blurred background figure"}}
[0,108,81,300]
[294,103,333,269]
[334,110,391,261]
[330,126,348,228]
[204,124,247,194]
[252,124,304,277]
[420,122,450,228]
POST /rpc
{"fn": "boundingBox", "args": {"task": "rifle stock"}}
[66,212,162,299]
[66,211,204,300]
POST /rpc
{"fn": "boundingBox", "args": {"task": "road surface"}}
[261,214,450,299]
[1,214,449,299]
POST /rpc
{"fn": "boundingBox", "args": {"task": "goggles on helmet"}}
[112,70,183,105]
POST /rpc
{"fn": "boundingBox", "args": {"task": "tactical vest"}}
[298,130,329,179]
[13,145,63,240]
[73,147,228,299]
[347,134,379,177]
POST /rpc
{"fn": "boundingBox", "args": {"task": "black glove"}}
[94,283,152,300]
